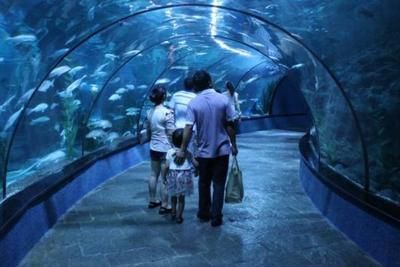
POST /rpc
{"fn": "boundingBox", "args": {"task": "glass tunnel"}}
[0,0,399,231]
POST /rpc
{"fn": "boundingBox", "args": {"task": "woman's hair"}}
[172,128,184,148]
[226,81,235,91]
[149,85,166,105]
[192,70,212,92]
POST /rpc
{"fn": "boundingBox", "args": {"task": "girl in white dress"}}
[163,128,198,223]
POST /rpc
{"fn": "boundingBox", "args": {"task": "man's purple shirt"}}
[186,88,235,158]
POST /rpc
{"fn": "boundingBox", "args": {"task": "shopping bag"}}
[225,156,244,203]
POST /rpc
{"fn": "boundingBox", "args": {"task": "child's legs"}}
[171,196,177,215]
[177,194,185,218]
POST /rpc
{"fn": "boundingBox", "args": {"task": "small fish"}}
[137,85,148,90]
[50,48,69,59]
[90,84,99,93]
[168,77,181,86]
[6,34,37,44]
[110,77,121,84]
[0,96,16,112]
[49,66,71,78]
[155,78,171,84]
[89,119,112,129]
[66,75,87,92]
[126,84,135,90]
[126,107,140,116]
[291,63,305,69]
[105,53,119,60]
[65,34,77,45]
[116,87,128,94]
[86,129,107,140]
[17,89,35,106]
[38,80,54,92]
[4,108,23,131]
[170,65,189,71]
[30,116,50,125]
[50,103,59,110]
[109,94,121,101]
[123,49,141,58]
[106,132,120,143]
[196,52,207,56]
[72,100,81,106]
[69,66,85,75]
[28,103,48,114]
[122,131,133,137]
[94,63,109,74]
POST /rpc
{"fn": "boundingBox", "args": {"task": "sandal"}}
[159,207,172,214]
[148,201,161,209]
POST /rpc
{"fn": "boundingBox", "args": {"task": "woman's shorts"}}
[150,149,167,161]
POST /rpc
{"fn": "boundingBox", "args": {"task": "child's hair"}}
[172,128,184,148]
[149,85,166,104]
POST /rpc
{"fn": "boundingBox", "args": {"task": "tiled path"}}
[19,130,380,267]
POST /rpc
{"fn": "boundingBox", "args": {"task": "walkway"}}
[19,130,379,267]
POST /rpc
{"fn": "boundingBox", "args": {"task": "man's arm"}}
[225,121,238,156]
[175,124,193,165]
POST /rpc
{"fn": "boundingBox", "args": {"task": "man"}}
[175,70,238,227]
[168,77,197,129]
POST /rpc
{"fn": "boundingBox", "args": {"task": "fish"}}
[155,78,170,84]
[50,103,59,110]
[30,116,50,125]
[109,94,121,101]
[50,48,69,59]
[106,132,119,143]
[126,107,140,116]
[65,34,77,45]
[123,49,141,58]
[105,53,119,60]
[168,77,181,86]
[137,85,148,89]
[38,80,54,92]
[49,66,71,78]
[0,96,16,112]
[111,115,125,120]
[110,77,121,84]
[196,52,207,56]
[122,131,133,137]
[116,87,128,94]
[126,84,135,90]
[7,150,66,180]
[89,119,112,129]
[86,129,107,140]
[28,103,48,114]
[6,34,37,44]
[17,89,35,106]
[291,63,305,69]
[4,108,23,131]
[90,84,99,93]
[69,66,85,75]
[244,75,260,85]
[94,63,109,74]
[66,75,87,92]
[170,65,189,71]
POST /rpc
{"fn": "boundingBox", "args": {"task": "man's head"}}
[183,77,193,91]
[149,85,166,105]
[192,70,212,92]
[225,81,235,94]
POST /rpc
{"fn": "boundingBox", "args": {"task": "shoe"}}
[148,201,161,209]
[211,218,223,227]
[197,214,210,222]
[176,217,184,224]
[159,207,172,214]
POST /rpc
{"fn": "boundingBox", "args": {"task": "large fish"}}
[109,94,121,101]
[155,78,171,84]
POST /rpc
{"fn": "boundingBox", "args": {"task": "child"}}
[163,128,198,224]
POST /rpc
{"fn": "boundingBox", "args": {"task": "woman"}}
[144,85,175,214]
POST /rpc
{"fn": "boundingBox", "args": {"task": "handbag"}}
[225,156,244,203]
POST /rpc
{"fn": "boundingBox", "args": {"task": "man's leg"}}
[197,157,213,220]
[211,155,230,225]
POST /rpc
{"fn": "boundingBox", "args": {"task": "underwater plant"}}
[60,93,79,159]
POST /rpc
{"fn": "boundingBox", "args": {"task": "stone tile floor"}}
[18,130,380,267]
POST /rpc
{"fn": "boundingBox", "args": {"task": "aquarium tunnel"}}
[0,1,399,267]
